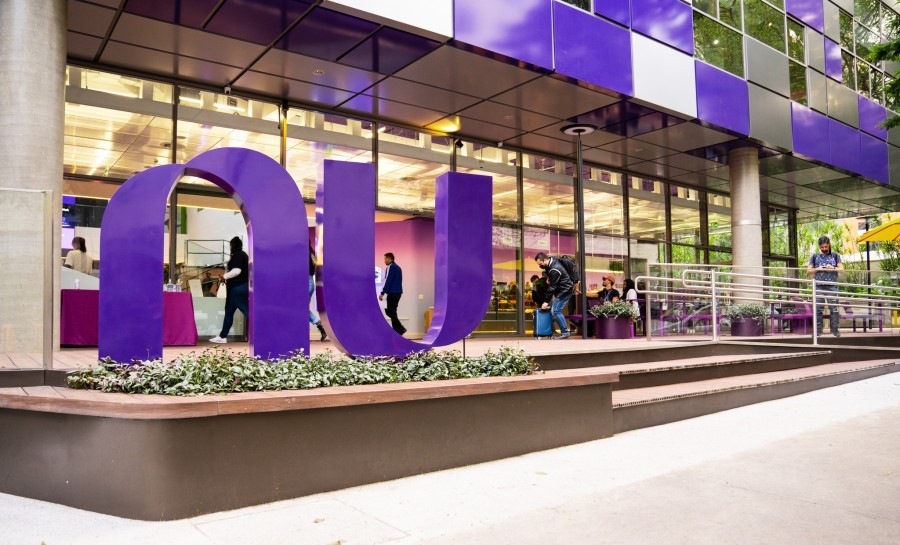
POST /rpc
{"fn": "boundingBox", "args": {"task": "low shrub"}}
[66,347,539,396]
[726,303,768,323]
[588,301,640,323]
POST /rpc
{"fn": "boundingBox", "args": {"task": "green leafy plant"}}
[66,347,539,396]
[726,303,768,323]
[588,301,640,323]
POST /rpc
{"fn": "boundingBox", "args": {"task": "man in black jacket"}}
[534,252,574,339]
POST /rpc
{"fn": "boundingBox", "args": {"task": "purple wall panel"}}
[858,95,888,140]
[785,0,824,33]
[791,103,830,163]
[825,37,842,81]
[860,133,889,183]
[829,119,861,174]
[631,0,694,55]
[454,0,553,70]
[595,0,631,26]
[553,2,633,96]
[695,61,749,135]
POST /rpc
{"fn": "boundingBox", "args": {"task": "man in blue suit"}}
[379,252,406,335]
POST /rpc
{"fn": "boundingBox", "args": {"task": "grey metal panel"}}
[823,2,840,42]
[831,0,855,14]
[749,83,793,150]
[889,114,900,146]
[826,79,859,127]
[746,37,790,97]
[808,69,828,114]
[807,31,826,74]
[890,145,900,187]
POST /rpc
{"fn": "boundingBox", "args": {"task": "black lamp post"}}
[561,123,597,339]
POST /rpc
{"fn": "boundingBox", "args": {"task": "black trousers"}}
[385,293,405,334]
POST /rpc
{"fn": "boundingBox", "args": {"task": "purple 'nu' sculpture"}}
[99,148,309,362]
[316,160,493,357]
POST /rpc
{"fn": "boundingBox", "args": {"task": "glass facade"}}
[61,64,801,337]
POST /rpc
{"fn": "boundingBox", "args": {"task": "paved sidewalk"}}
[2,373,898,545]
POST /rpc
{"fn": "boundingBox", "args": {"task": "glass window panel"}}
[707,193,732,249]
[886,75,900,111]
[694,11,745,77]
[858,61,873,98]
[672,244,704,264]
[842,50,857,89]
[481,225,521,334]
[582,234,628,295]
[882,4,899,38]
[524,227,576,333]
[522,153,576,230]
[789,60,808,104]
[709,250,733,264]
[64,68,173,180]
[855,23,878,59]
[787,19,805,61]
[856,0,881,30]
[745,0,786,52]
[584,168,625,236]
[719,0,743,29]
[873,69,885,103]
[285,109,372,201]
[839,10,854,51]
[628,176,666,241]
[670,185,702,245]
[456,143,519,222]
[768,207,791,256]
[694,0,717,18]
[177,87,282,178]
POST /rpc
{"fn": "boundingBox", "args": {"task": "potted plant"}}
[588,301,639,339]
[726,303,768,336]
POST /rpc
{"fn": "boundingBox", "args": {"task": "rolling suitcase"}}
[534,308,554,339]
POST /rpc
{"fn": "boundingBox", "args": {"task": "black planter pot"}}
[731,317,764,336]
[595,316,635,339]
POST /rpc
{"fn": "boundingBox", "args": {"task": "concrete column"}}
[728,147,764,303]
[0,0,66,360]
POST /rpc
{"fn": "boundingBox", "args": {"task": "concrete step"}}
[612,359,900,434]
[608,351,832,390]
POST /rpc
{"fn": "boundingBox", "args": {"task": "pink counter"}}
[60,289,198,347]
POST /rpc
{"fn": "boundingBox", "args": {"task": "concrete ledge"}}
[0,369,617,520]
[613,364,898,433]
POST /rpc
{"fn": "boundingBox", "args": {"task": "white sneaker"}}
[209,336,227,344]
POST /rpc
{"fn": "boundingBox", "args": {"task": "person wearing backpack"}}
[534,252,575,339]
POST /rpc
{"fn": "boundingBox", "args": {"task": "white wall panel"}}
[631,34,697,119]
[323,0,453,39]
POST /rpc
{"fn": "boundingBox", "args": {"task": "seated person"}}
[600,276,620,303]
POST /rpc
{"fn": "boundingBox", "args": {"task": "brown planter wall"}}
[0,371,616,520]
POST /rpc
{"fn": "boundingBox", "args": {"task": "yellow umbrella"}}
[858,217,900,243]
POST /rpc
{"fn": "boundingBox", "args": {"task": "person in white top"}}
[623,278,639,313]
[64,237,93,275]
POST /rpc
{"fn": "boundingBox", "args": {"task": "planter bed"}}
[0,368,617,520]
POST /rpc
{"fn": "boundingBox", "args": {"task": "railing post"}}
[811,280,818,346]
[711,270,719,341]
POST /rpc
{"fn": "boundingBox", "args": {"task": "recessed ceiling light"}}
[313,69,325,76]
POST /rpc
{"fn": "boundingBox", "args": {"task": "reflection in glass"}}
[839,10,854,51]
[789,60,808,104]
[855,0,881,30]
[694,12,745,77]
[694,0,717,18]
[858,61,872,98]
[745,0,786,52]
[855,22,877,59]
[719,0,742,29]
[788,19,805,61]
[842,50,857,89]
[670,185,701,245]
[584,168,624,236]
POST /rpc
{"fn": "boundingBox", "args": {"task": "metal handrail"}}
[636,268,900,344]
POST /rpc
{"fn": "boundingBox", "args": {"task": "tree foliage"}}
[869,17,900,129]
